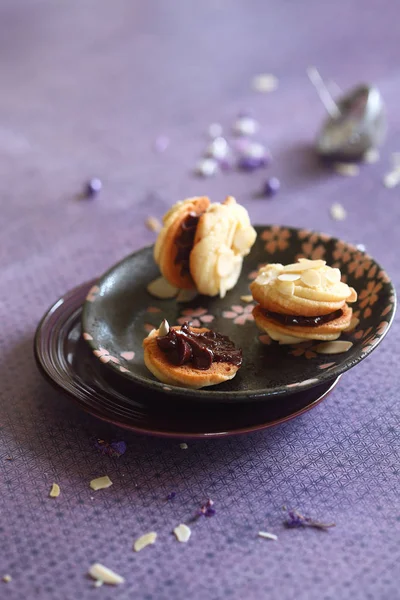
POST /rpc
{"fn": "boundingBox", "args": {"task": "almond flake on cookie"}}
[278,273,301,282]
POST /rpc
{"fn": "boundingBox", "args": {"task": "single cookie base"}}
[143,327,240,389]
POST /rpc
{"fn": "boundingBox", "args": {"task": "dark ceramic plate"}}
[82,225,396,402]
[34,280,340,438]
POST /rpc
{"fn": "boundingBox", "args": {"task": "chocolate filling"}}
[156,322,242,370]
[262,308,343,327]
[174,211,202,276]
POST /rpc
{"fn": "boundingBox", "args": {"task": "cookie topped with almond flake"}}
[250,259,357,345]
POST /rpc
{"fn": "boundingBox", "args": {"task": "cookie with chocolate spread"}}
[154,196,256,297]
[143,320,242,388]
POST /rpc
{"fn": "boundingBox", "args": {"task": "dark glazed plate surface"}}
[34,281,340,439]
[81,225,396,402]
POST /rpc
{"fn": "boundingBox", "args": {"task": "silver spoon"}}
[307,67,387,161]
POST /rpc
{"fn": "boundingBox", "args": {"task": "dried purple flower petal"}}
[198,498,216,518]
[84,178,102,198]
[263,177,280,197]
[238,156,266,171]
[285,509,335,531]
[94,439,127,458]
[166,492,176,501]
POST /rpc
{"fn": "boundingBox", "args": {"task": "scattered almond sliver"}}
[240,295,253,303]
[90,476,113,491]
[344,316,360,332]
[134,532,157,552]
[176,289,198,303]
[383,170,400,189]
[363,148,380,164]
[314,341,353,354]
[251,73,279,93]
[145,216,162,233]
[88,563,125,585]
[147,276,179,299]
[330,203,347,221]
[49,483,60,498]
[258,531,278,541]
[173,524,191,543]
[333,163,359,177]
[2,575,12,583]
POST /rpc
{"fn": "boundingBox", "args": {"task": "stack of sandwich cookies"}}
[154,196,256,297]
[250,259,357,344]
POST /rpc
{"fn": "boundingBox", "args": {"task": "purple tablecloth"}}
[1,1,399,598]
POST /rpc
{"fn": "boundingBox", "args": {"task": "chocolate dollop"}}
[174,212,202,276]
[156,322,242,370]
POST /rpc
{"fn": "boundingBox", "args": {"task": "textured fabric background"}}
[0,1,399,599]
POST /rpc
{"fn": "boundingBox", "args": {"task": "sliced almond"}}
[278,273,301,282]
[217,252,234,277]
[383,170,400,189]
[2,575,12,583]
[330,202,347,221]
[347,287,358,302]
[49,483,60,498]
[176,289,198,303]
[277,280,295,296]
[283,259,325,273]
[88,563,125,585]
[173,524,191,543]
[240,295,253,303]
[90,476,113,491]
[258,531,278,541]
[315,341,353,354]
[219,280,227,299]
[344,316,360,332]
[325,268,341,284]
[145,216,162,233]
[301,269,322,288]
[363,148,379,164]
[134,532,157,552]
[334,163,359,177]
[158,319,169,337]
[233,227,256,254]
[147,277,179,299]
